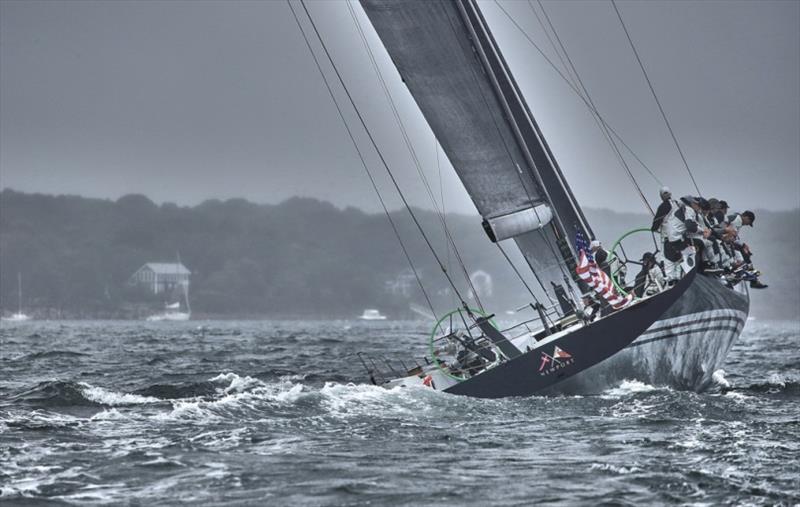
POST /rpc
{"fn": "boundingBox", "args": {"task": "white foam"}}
[154,375,306,422]
[274,383,304,402]
[317,381,437,419]
[603,379,659,397]
[209,372,264,394]
[590,463,640,475]
[767,373,786,387]
[80,383,161,406]
[712,369,730,388]
[89,409,128,421]
[1,409,81,429]
[724,391,752,401]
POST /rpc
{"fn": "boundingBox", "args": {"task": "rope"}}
[496,243,542,304]
[345,0,485,309]
[436,139,458,309]
[294,0,479,309]
[492,0,665,193]
[610,0,702,196]
[534,0,654,215]
[286,0,438,318]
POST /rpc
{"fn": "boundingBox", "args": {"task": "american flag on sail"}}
[575,245,632,310]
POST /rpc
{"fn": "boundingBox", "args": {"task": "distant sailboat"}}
[146,301,190,322]
[146,256,191,322]
[358,309,387,321]
[2,273,31,322]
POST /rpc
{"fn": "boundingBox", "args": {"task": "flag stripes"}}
[576,250,632,310]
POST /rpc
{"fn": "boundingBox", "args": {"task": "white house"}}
[129,262,191,294]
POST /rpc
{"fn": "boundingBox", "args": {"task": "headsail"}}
[360,0,593,297]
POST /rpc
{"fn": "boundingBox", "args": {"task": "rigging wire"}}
[495,243,542,304]
[610,0,702,196]
[492,0,665,194]
[435,139,458,309]
[286,0,438,318]
[344,0,485,309]
[526,1,581,93]
[352,0,565,308]
[439,1,576,289]
[534,0,654,215]
[346,3,447,222]
[294,0,482,310]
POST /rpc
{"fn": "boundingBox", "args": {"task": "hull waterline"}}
[540,275,750,394]
[441,270,697,399]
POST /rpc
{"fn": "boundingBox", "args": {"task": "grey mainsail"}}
[360,0,593,296]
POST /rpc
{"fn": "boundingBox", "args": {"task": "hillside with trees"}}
[1,189,797,320]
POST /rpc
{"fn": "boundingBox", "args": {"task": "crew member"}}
[690,197,718,272]
[580,295,601,322]
[651,186,675,239]
[633,252,665,298]
[590,240,611,278]
[651,187,682,282]
[715,200,729,224]
[725,210,767,289]
[658,194,698,283]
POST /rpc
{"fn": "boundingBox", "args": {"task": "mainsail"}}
[360,0,593,298]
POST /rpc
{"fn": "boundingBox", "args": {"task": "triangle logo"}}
[553,346,572,360]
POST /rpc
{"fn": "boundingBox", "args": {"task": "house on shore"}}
[129,262,191,294]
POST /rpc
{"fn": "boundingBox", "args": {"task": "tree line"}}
[1,189,796,320]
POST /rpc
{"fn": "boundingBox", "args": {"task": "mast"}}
[17,272,22,314]
[176,253,190,315]
[360,0,592,295]
[457,0,593,239]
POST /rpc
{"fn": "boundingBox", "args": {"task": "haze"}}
[1,0,798,214]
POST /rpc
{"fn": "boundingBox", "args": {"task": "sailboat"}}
[292,0,750,397]
[146,257,191,322]
[146,289,190,321]
[359,309,388,320]
[2,273,31,322]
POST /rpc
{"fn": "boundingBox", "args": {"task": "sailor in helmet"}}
[651,186,677,242]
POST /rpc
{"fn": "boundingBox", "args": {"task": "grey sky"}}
[1,0,798,214]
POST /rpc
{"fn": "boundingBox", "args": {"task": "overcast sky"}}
[1,0,798,214]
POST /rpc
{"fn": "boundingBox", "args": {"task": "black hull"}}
[443,270,697,399]
[540,275,750,394]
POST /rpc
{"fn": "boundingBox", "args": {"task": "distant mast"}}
[17,272,23,315]
[177,252,191,316]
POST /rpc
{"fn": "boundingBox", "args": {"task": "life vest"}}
[727,213,744,233]
[664,200,689,242]
[685,207,710,240]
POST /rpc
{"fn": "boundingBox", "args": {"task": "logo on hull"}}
[538,346,574,376]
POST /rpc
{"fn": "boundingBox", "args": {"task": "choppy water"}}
[1,319,798,506]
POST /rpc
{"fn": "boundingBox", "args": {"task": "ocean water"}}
[1,319,798,506]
